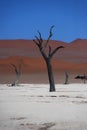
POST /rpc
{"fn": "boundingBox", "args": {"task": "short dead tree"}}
[33,26,64,92]
[75,74,87,84]
[11,60,22,86]
[64,71,69,84]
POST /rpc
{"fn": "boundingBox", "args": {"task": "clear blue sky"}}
[0,0,87,42]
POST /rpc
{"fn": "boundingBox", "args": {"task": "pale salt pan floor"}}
[0,84,87,130]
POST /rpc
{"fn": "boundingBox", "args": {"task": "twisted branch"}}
[50,46,64,58]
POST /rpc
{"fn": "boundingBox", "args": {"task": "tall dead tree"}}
[11,60,22,86]
[33,26,64,92]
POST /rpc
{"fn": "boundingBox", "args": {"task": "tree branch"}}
[33,31,43,48]
[11,64,18,75]
[44,25,54,49]
[37,31,43,43]
[33,35,47,59]
[50,46,64,58]
[35,36,41,44]
[33,39,39,47]
[48,45,52,57]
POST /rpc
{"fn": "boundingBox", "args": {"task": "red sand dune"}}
[0,39,87,83]
[0,39,87,62]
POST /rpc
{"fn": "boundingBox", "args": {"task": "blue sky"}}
[0,0,87,42]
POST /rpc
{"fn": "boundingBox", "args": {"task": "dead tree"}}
[33,26,64,92]
[75,74,87,84]
[64,71,69,84]
[11,60,22,86]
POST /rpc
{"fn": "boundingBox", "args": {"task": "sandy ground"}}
[0,84,87,130]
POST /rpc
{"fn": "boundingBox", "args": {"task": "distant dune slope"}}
[0,39,87,62]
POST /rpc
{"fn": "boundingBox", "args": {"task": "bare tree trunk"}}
[84,74,86,84]
[46,58,55,92]
[64,72,69,84]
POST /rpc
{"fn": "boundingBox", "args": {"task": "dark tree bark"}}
[46,58,55,92]
[33,26,64,92]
